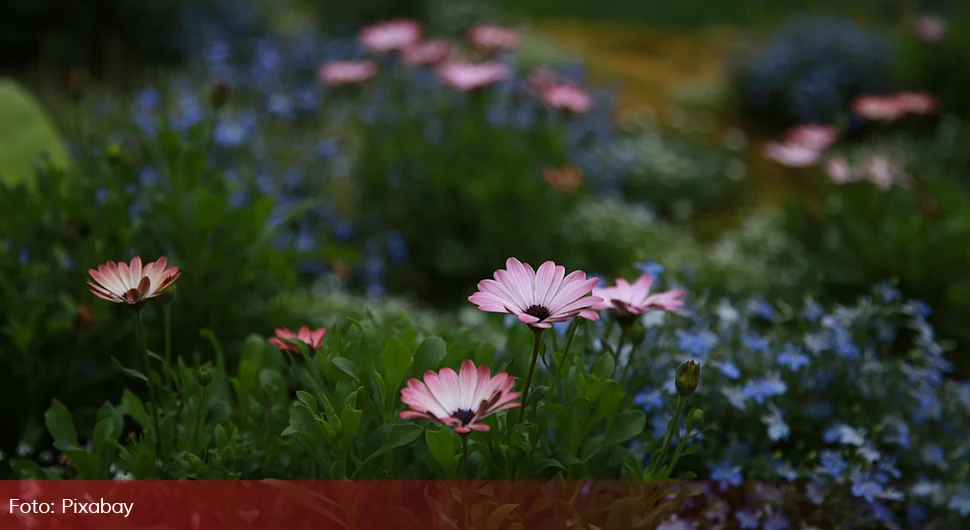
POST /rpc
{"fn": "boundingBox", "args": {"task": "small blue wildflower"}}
[742,373,787,404]
[762,404,790,442]
[721,386,748,411]
[293,232,316,253]
[911,478,941,498]
[710,462,743,492]
[385,232,407,262]
[744,334,770,353]
[268,93,294,118]
[712,360,740,380]
[332,220,355,242]
[856,443,882,464]
[744,296,774,319]
[772,460,799,480]
[817,450,847,476]
[649,412,669,439]
[18,248,30,265]
[802,297,824,322]
[734,509,760,530]
[138,167,159,187]
[777,344,810,371]
[635,261,664,281]
[135,88,160,111]
[806,479,828,505]
[677,329,718,357]
[873,281,901,303]
[921,444,948,470]
[215,114,255,147]
[633,389,664,412]
[850,474,885,503]
[823,423,866,446]
[949,487,970,516]
[317,138,339,158]
[656,517,691,530]
[762,511,790,530]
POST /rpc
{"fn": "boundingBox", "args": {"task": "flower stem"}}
[190,385,207,453]
[461,435,469,480]
[614,324,630,379]
[461,434,470,530]
[163,304,173,388]
[516,328,545,425]
[134,311,163,460]
[654,395,686,474]
[546,319,582,402]
[619,326,638,383]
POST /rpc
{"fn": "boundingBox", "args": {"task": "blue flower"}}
[762,511,789,530]
[744,296,774,319]
[710,462,743,492]
[872,281,900,303]
[636,261,664,280]
[777,344,810,371]
[762,404,790,441]
[823,423,866,446]
[817,450,847,476]
[677,329,718,357]
[802,297,824,322]
[135,88,160,111]
[850,474,885,503]
[744,334,770,353]
[712,360,740,380]
[742,373,787,404]
[734,509,760,529]
[18,247,30,265]
[633,389,664,412]
[920,444,948,470]
[317,139,339,159]
[948,487,970,517]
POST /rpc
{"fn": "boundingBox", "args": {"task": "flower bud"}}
[687,409,704,431]
[675,360,700,397]
[628,322,647,347]
[197,366,213,387]
[211,82,230,110]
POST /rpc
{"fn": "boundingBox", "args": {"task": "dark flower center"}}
[524,304,551,321]
[452,408,476,425]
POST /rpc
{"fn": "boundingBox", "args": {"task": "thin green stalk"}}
[163,304,173,388]
[134,311,163,460]
[664,428,695,479]
[461,435,470,480]
[619,327,638,383]
[614,325,630,378]
[461,435,470,530]
[515,329,545,425]
[190,385,208,453]
[653,396,686,474]
[546,319,582,402]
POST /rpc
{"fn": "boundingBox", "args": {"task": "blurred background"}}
[1,0,969,476]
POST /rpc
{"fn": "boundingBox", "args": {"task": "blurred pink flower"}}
[527,66,558,91]
[402,40,452,66]
[762,142,823,167]
[914,15,947,43]
[896,92,939,115]
[784,124,839,151]
[468,24,520,53]
[540,82,593,114]
[359,19,421,53]
[852,95,906,122]
[825,156,856,185]
[88,257,180,306]
[268,326,327,353]
[468,258,602,329]
[438,62,511,91]
[863,155,905,191]
[400,359,520,434]
[318,61,378,86]
[543,165,583,192]
[592,274,685,319]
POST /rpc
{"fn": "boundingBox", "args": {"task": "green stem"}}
[461,435,469,480]
[134,311,163,461]
[619,326,638,384]
[190,385,208,454]
[654,396,686,474]
[546,319,582,403]
[664,428,695,479]
[515,328,544,425]
[461,435,470,530]
[163,304,173,388]
[614,325,630,379]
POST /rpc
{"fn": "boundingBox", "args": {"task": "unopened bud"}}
[197,366,213,387]
[628,322,647,347]
[675,360,701,397]
[211,82,230,110]
[687,409,704,430]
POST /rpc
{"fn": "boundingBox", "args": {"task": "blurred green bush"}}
[894,5,970,119]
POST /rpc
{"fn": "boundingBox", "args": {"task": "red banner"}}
[0,480,733,529]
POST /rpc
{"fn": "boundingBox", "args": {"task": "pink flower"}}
[784,124,839,151]
[762,142,823,167]
[540,82,593,114]
[526,67,558,92]
[268,326,327,353]
[468,258,602,329]
[852,95,906,122]
[914,15,946,43]
[863,155,905,191]
[402,40,451,66]
[896,92,939,115]
[359,19,421,53]
[318,61,378,86]
[438,62,511,91]
[468,24,520,53]
[400,359,520,434]
[88,257,181,306]
[825,156,856,185]
[592,275,685,319]
[543,165,583,192]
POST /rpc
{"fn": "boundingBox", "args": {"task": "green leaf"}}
[339,405,363,442]
[356,424,423,475]
[425,428,458,477]
[331,357,360,382]
[380,337,413,391]
[111,357,148,383]
[591,352,615,379]
[295,391,318,413]
[92,418,115,455]
[602,410,647,449]
[44,400,79,450]
[0,79,69,188]
[485,504,520,530]
[413,336,447,375]
[121,390,150,428]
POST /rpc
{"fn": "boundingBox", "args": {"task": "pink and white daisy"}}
[761,142,823,167]
[592,274,685,319]
[268,326,327,353]
[359,19,421,53]
[468,24,520,53]
[318,60,378,86]
[852,95,906,122]
[402,40,452,66]
[400,359,520,434]
[784,124,839,151]
[914,15,946,43]
[438,62,511,91]
[896,92,939,116]
[88,257,181,306]
[540,82,593,114]
[468,258,602,329]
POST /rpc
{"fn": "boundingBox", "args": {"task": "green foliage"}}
[0,120,314,458]
[894,5,970,118]
[0,79,69,187]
